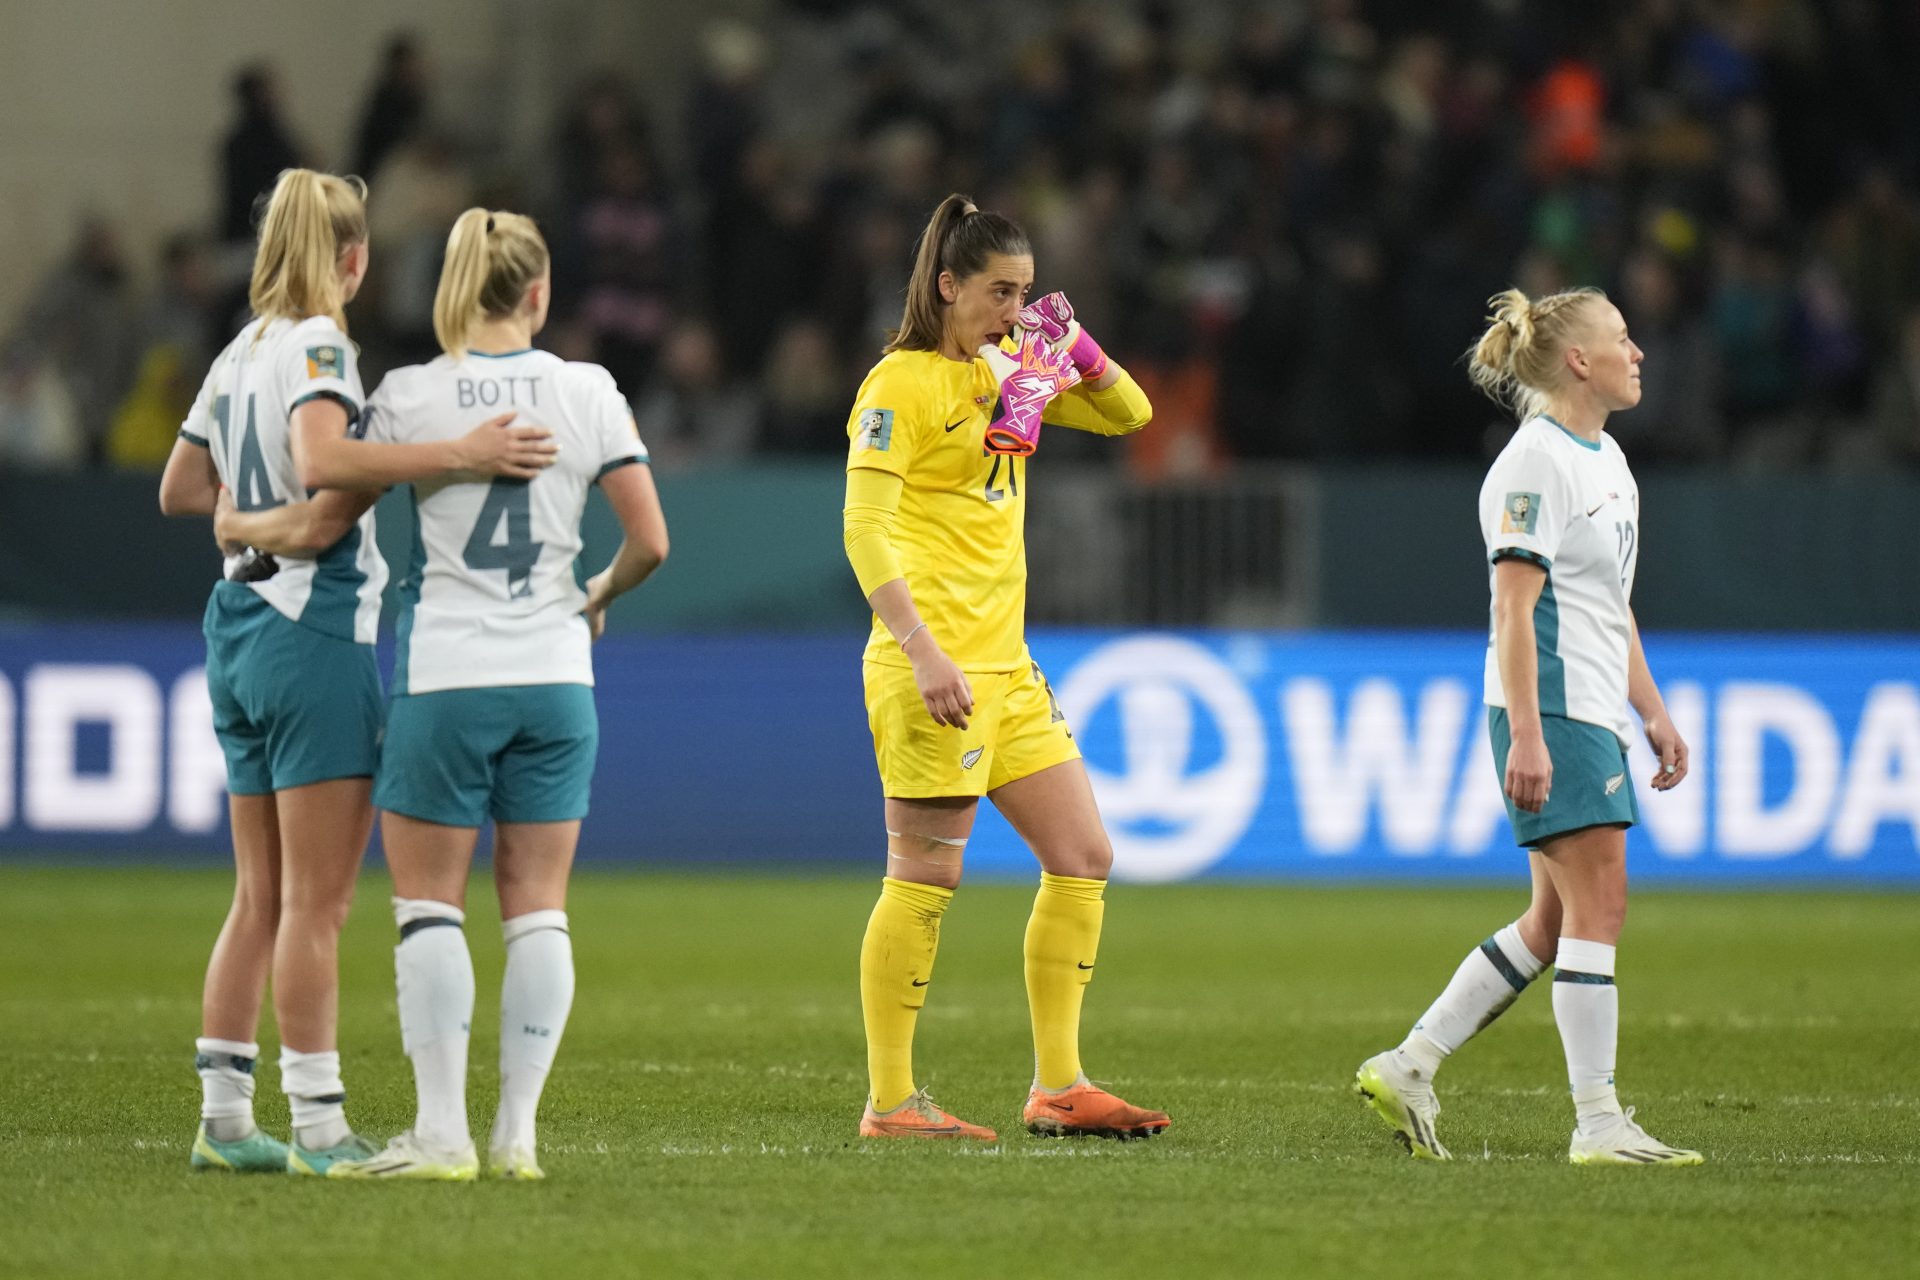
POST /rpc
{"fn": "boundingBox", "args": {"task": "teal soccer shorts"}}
[1489,707,1639,848]
[375,683,598,827]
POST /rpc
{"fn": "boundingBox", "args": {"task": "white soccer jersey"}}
[366,349,648,695]
[1480,415,1641,747]
[180,316,387,644]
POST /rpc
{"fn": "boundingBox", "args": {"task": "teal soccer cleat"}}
[286,1131,381,1176]
[190,1123,291,1173]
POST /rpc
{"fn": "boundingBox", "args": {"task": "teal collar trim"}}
[1540,414,1602,451]
[466,348,534,359]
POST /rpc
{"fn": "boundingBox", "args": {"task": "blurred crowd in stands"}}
[6,0,1920,477]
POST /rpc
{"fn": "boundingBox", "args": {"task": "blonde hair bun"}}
[1466,285,1605,421]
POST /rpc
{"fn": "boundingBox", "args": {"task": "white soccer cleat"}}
[489,1143,546,1181]
[1568,1107,1703,1167]
[1353,1050,1451,1161]
[326,1130,479,1181]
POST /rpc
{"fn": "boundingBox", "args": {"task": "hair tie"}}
[485,215,496,233]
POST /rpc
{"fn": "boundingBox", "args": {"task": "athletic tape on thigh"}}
[886,828,967,867]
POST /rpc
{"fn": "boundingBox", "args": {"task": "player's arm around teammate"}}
[324,208,665,1182]
[1354,288,1702,1168]
[206,378,562,560]
[844,194,1167,1144]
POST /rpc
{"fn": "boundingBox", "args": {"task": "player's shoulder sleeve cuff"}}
[289,389,362,428]
[594,455,647,482]
[1491,548,1551,571]
[177,427,208,447]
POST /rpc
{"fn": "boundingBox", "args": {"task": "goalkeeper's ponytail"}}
[886,193,1031,354]
[434,208,550,360]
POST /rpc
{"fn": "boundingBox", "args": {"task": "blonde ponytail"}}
[249,169,368,330]
[432,208,550,360]
[885,193,1032,354]
[1466,286,1606,421]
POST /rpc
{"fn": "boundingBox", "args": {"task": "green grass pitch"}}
[2,867,1915,1279]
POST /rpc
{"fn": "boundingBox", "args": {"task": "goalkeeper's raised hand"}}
[978,325,1081,456]
[1018,292,1111,383]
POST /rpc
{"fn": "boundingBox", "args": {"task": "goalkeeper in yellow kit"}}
[843,193,1169,1142]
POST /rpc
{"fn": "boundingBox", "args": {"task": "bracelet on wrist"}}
[899,622,928,652]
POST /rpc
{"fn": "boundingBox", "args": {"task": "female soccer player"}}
[1353,287,1702,1167]
[843,193,1168,1141]
[232,207,668,1181]
[159,169,556,1175]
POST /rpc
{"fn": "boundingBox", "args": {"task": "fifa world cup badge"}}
[306,345,344,379]
[857,408,894,452]
[1501,491,1540,535]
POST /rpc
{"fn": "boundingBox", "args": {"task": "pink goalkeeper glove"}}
[1017,292,1110,382]
[978,326,1081,456]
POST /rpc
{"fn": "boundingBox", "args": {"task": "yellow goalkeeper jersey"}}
[845,346,1150,673]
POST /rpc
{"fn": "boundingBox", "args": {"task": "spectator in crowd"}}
[0,348,84,472]
[108,234,221,470]
[14,2,1920,472]
[351,33,429,183]
[760,319,852,455]
[1608,247,1721,464]
[1860,304,1920,464]
[5,217,136,469]
[553,144,684,395]
[363,132,476,370]
[632,320,761,468]
[553,74,658,225]
[220,65,304,244]
[704,141,826,375]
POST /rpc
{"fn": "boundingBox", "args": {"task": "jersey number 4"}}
[212,394,283,512]
[463,479,543,599]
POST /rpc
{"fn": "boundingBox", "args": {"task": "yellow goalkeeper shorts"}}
[863,657,1081,798]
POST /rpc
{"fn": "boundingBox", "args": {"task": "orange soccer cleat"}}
[859,1090,998,1141]
[1023,1079,1171,1140]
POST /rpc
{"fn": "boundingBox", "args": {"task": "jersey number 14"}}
[213,394,282,512]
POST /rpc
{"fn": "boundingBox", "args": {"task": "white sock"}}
[195,1037,259,1141]
[393,898,475,1152]
[493,910,573,1155]
[1399,921,1549,1075]
[1552,937,1622,1130]
[280,1047,350,1150]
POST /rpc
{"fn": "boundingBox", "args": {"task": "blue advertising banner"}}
[970,631,1920,883]
[2,624,1916,883]
[0,625,876,865]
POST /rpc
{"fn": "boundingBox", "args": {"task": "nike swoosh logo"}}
[945,417,967,432]
[1076,962,1095,970]
[1586,502,1605,516]
[911,978,930,987]
[1048,1102,1074,1113]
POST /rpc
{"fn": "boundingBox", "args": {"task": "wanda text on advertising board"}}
[1,627,1915,884]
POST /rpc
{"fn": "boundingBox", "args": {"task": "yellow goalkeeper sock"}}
[1025,871,1106,1090]
[859,876,953,1112]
